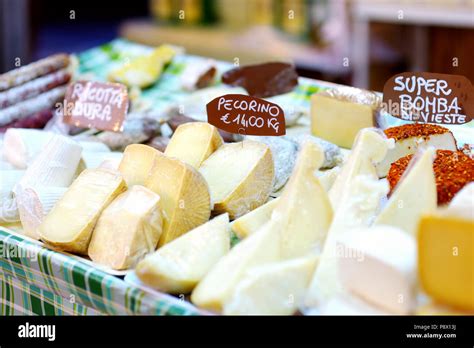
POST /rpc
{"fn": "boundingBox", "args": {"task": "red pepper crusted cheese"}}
[384,123,452,142]
[388,149,474,205]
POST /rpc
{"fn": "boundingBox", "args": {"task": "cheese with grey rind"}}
[88,185,163,270]
[39,168,127,254]
[136,214,230,294]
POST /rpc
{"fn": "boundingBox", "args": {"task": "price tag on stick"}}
[206,94,286,136]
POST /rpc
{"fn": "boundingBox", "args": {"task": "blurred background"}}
[0,0,473,90]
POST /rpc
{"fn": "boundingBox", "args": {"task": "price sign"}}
[382,72,474,125]
[206,94,285,136]
[63,81,128,131]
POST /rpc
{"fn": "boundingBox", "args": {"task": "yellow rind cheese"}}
[39,169,127,254]
[418,213,474,311]
[164,122,223,168]
[88,185,163,270]
[145,154,211,246]
[119,144,162,187]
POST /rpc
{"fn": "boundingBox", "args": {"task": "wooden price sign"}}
[382,72,474,125]
[63,81,128,131]
[206,94,285,136]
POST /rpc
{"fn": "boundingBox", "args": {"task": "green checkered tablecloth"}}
[0,228,202,315]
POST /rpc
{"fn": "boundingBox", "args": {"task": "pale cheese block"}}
[305,129,390,308]
[191,221,280,312]
[119,144,162,187]
[16,186,67,240]
[231,198,279,239]
[199,140,274,219]
[39,169,127,254]
[375,147,437,235]
[418,212,474,311]
[311,87,382,149]
[145,154,211,246]
[88,186,162,270]
[164,122,223,168]
[337,225,417,314]
[224,255,318,315]
[15,134,82,192]
[272,141,333,259]
[136,214,230,294]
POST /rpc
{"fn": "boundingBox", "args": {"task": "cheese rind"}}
[164,122,223,168]
[39,169,127,254]
[119,144,162,187]
[199,140,274,219]
[375,148,437,235]
[136,214,230,294]
[337,225,417,314]
[88,185,163,270]
[191,221,280,312]
[224,255,318,315]
[231,198,279,239]
[145,154,211,246]
[418,213,474,311]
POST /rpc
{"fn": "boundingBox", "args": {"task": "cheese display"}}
[191,222,280,312]
[305,129,390,308]
[231,198,279,239]
[418,212,474,311]
[337,225,417,314]
[199,140,274,219]
[39,169,127,254]
[387,149,474,206]
[136,214,230,294]
[375,147,437,235]
[118,144,162,187]
[272,142,333,259]
[310,87,383,149]
[224,255,318,315]
[376,124,457,177]
[145,153,211,246]
[164,122,223,168]
[88,185,163,270]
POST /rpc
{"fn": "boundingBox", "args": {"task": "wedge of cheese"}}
[311,87,382,149]
[231,198,279,239]
[224,255,318,315]
[164,122,223,168]
[16,186,67,240]
[418,212,474,311]
[136,214,230,294]
[16,134,82,191]
[199,140,274,219]
[119,144,162,187]
[447,182,474,220]
[305,129,390,308]
[376,124,457,177]
[88,186,163,270]
[191,221,280,312]
[329,129,389,211]
[375,147,437,235]
[337,225,417,314]
[145,154,211,246]
[272,141,333,259]
[39,169,127,254]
